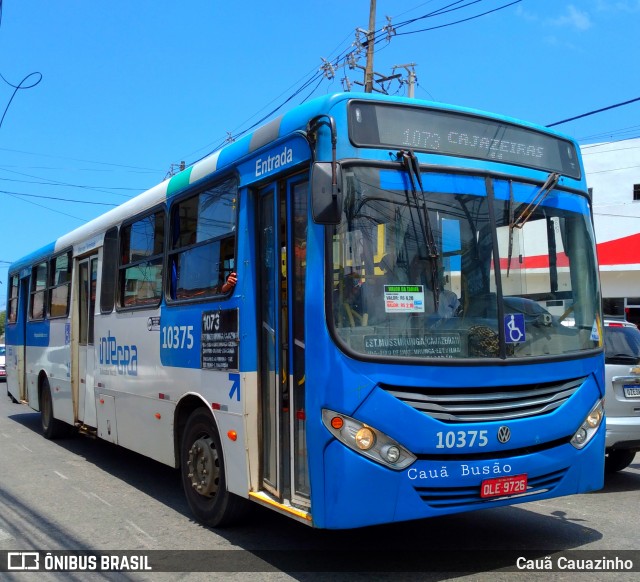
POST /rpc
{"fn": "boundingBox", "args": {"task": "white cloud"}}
[549,5,593,30]
[515,5,539,21]
[595,1,640,13]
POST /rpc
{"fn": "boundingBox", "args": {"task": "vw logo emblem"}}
[497,426,511,444]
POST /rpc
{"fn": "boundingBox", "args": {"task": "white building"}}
[582,138,640,323]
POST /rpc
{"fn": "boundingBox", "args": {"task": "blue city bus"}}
[5,93,605,529]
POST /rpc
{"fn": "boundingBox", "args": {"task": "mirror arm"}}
[307,115,338,201]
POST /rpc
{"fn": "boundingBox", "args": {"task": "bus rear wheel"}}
[180,409,248,527]
[40,377,68,440]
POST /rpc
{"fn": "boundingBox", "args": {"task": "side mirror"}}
[311,161,342,225]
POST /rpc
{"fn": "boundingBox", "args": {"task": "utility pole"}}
[324,4,416,96]
[364,0,376,93]
[393,63,417,98]
[165,160,186,179]
[407,68,416,98]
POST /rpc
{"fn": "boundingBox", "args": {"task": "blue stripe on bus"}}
[493,179,590,214]
[379,170,487,196]
[26,320,51,347]
[8,242,56,274]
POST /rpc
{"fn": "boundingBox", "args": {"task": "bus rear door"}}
[76,254,98,427]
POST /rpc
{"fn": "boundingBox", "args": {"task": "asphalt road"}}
[0,389,638,581]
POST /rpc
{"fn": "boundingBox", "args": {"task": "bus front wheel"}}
[180,408,248,527]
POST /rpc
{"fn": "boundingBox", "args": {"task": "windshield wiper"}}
[397,149,440,310]
[507,172,561,276]
[510,172,561,230]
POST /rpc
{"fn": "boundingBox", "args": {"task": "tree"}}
[0,310,5,340]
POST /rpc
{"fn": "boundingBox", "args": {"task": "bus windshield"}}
[331,164,601,360]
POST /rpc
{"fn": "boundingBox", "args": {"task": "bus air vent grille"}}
[413,467,567,508]
[383,377,585,423]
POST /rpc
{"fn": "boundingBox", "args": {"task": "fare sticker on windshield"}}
[384,285,425,313]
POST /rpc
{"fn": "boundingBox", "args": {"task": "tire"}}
[40,377,69,440]
[7,386,19,403]
[180,408,248,527]
[605,450,636,473]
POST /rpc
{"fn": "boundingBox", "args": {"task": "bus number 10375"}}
[161,325,195,350]
[436,430,489,449]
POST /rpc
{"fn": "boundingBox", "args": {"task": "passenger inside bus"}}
[406,254,460,319]
[335,272,366,327]
[172,233,237,299]
[335,253,460,329]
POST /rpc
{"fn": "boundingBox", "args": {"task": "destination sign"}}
[364,332,467,358]
[201,308,239,370]
[349,101,580,179]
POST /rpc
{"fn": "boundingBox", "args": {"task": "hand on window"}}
[221,272,237,293]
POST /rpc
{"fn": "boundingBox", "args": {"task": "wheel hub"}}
[187,436,219,497]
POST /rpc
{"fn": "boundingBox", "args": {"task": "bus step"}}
[77,424,97,438]
[249,491,312,526]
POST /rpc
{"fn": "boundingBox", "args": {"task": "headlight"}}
[355,427,375,450]
[570,399,604,449]
[322,409,416,470]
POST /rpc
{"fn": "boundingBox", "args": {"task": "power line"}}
[3,191,85,221]
[0,71,43,131]
[392,0,492,32]
[584,164,640,175]
[394,0,522,36]
[0,189,118,206]
[0,173,139,195]
[0,146,161,173]
[582,142,640,155]
[578,126,640,145]
[547,97,640,128]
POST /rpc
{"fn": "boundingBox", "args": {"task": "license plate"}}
[481,474,528,498]
[623,385,640,398]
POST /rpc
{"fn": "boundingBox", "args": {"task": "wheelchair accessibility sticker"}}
[504,313,526,343]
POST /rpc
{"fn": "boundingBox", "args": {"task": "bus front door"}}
[76,255,98,427]
[257,176,310,508]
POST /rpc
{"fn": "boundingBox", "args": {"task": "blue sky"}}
[1,0,639,309]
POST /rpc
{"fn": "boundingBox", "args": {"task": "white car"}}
[603,325,640,472]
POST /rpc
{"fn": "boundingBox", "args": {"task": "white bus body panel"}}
[90,305,252,500]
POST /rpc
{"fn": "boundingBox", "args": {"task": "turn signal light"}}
[330,416,344,430]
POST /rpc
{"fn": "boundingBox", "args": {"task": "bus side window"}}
[29,261,48,320]
[101,227,118,313]
[118,210,165,308]
[168,177,238,301]
[48,251,72,318]
[8,273,19,324]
